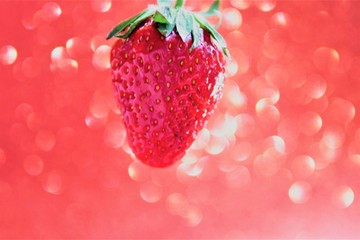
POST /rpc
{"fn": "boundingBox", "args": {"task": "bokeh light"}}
[332,186,355,209]
[140,181,163,203]
[298,111,322,136]
[91,0,112,13]
[92,45,111,70]
[291,155,315,179]
[288,181,312,204]
[312,47,339,72]
[255,0,277,12]
[230,0,251,10]
[0,45,17,65]
[271,12,290,28]
[23,154,44,176]
[42,2,62,19]
[222,8,242,30]
[42,171,63,195]
[35,130,56,152]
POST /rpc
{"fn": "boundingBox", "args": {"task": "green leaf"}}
[203,0,220,16]
[190,18,202,50]
[176,10,193,41]
[201,0,222,28]
[106,9,153,40]
[156,6,176,24]
[158,22,176,37]
[117,9,156,38]
[174,0,185,8]
[154,12,169,24]
[194,14,230,57]
[106,0,230,58]
[157,0,172,7]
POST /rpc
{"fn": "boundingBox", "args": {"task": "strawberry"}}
[107,0,229,167]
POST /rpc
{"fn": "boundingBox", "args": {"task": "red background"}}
[1,0,360,238]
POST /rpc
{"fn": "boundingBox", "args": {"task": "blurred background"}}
[1,0,360,238]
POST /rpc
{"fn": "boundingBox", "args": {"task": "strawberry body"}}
[110,19,225,167]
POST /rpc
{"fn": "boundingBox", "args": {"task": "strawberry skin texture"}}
[111,19,225,167]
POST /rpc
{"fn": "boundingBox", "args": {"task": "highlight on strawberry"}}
[107,0,229,167]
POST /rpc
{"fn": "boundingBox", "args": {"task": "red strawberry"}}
[107,0,229,167]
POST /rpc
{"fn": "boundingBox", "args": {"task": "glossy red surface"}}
[111,19,225,167]
[1,0,360,238]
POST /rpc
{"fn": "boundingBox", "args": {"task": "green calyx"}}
[106,0,230,57]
